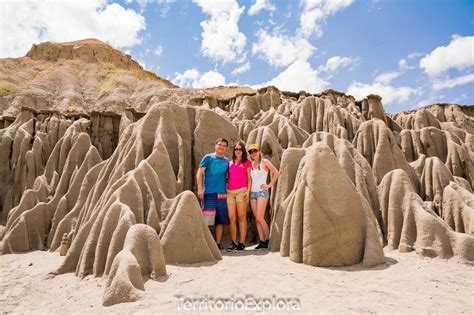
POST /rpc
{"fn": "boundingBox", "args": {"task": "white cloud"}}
[407,52,423,60]
[248,0,276,16]
[172,69,200,87]
[255,59,329,93]
[125,0,175,9]
[252,30,315,67]
[298,0,354,38]
[349,54,423,105]
[154,45,163,56]
[195,71,226,88]
[374,71,401,85]
[319,56,358,73]
[231,62,251,75]
[193,0,247,64]
[372,57,415,85]
[432,73,474,90]
[398,58,413,70]
[172,68,226,88]
[420,35,474,77]
[1,0,146,58]
[347,81,420,105]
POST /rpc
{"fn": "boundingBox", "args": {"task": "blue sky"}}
[2,0,473,112]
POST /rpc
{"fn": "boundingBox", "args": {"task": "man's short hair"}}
[215,138,228,146]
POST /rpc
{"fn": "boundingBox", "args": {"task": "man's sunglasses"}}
[248,149,258,154]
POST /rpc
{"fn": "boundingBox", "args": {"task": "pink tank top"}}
[227,160,251,190]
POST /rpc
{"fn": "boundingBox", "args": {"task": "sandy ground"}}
[1,247,473,314]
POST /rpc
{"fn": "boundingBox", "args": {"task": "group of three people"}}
[196,138,280,251]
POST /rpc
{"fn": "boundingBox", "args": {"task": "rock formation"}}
[277,143,384,267]
[159,191,222,264]
[102,250,145,306]
[353,118,420,189]
[102,224,166,306]
[0,39,473,304]
[378,169,473,262]
[441,182,473,235]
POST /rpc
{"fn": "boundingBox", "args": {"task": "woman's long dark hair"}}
[232,141,248,164]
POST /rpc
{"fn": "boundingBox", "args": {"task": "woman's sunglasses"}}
[234,148,243,151]
[248,149,258,154]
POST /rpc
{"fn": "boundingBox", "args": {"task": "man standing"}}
[196,138,229,250]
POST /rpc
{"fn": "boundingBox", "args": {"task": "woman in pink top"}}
[226,141,252,251]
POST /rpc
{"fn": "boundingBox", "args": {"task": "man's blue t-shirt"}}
[199,153,228,194]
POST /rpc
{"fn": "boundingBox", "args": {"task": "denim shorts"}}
[250,190,269,200]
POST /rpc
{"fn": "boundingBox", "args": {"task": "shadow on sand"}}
[324,256,399,272]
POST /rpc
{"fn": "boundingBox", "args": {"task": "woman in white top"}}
[247,143,280,250]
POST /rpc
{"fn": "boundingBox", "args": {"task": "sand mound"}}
[399,126,473,185]
[277,143,384,267]
[400,127,447,162]
[123,224,166,278]
[354,118,419,189]
[378,169,473,261]
[1,100,236,278]
[102,224,166,306]
[2,86,471,268]
[227,86,281,120]
[442,182,474,235]
[395,108,442,131]
[289,96,360,141]
[102,250,145,306]
[159,191,222,264]
[1,118,101,253]
[394,104,474,134]
[49,102,236,277]
[268,148,306,252]
[246,126,282,169]
[257,110,309,149]
[302,132,380,219]
[358,94,387,123]
[419,157,454,213]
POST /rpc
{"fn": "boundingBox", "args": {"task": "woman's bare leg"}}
[256,197,270,240]
[250,199,263,241]
[236,201,247,243]
[227,202,237,243]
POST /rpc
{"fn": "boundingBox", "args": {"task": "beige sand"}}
[1,248,472,314]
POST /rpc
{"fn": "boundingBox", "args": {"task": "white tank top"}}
[251,160,269,192]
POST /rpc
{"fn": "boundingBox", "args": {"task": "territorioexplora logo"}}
[175,294,301,311]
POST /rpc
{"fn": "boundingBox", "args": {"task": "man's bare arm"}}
[196,167,206,200]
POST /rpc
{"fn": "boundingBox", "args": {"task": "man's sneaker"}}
[227,241,238,252]
[236,243,246,251]
[254,241,265,250]
[263,240,269,249]
[217,243,224,250]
